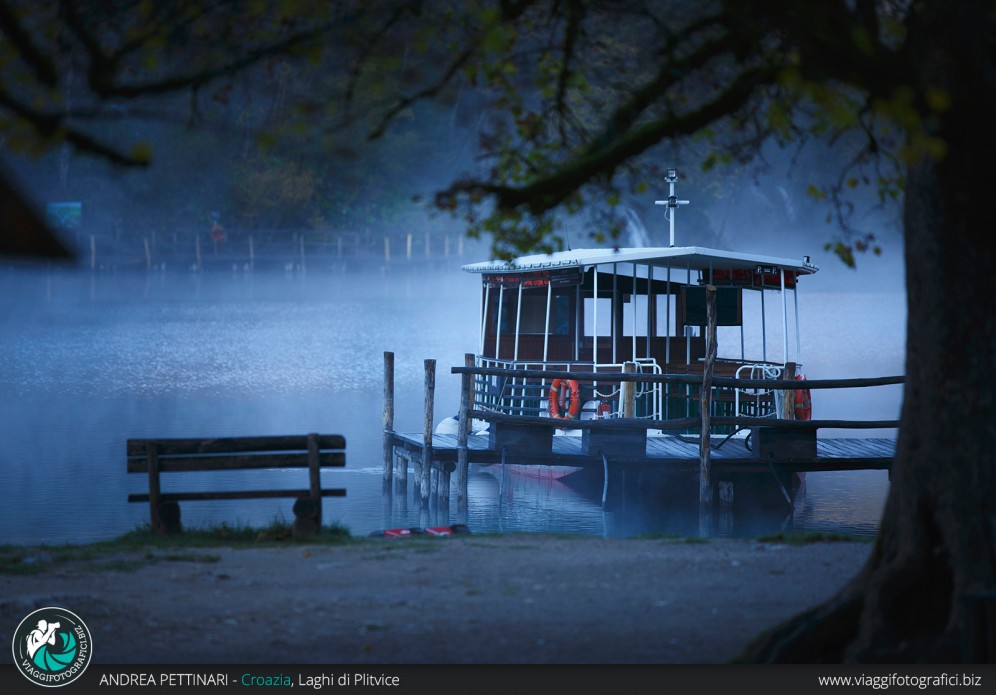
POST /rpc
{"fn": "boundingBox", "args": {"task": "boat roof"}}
[462,246,819,276]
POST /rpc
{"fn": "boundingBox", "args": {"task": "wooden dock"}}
[390,431,895,475]
[381,352,901,512]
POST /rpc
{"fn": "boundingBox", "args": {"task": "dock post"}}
[144,238,152,270]
[699,284,717,535]
[422,359,436,506]
[456,353,474,508]
[622,362,636,417]
[781,361,797,419]
[383,351,395,486]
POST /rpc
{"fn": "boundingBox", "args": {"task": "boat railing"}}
[473,356,664,419]
[452,363,905,436]
[734,362,784,420]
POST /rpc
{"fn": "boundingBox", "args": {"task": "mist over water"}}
[0,259,904,545]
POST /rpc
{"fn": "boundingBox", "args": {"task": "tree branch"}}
[0,1,59,87]
[449,63,779,215]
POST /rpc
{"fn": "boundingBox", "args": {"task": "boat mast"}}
[654,168,690,247]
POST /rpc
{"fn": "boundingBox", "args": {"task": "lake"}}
[0,259,905,545]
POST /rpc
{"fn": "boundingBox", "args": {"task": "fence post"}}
[383,351,395,486]
[456,353,474,508]
[422,359,436,506]
[699,284,717,534]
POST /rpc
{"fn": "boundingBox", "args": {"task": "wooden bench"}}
[127,433,346,536]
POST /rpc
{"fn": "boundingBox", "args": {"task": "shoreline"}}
[0,533,872,664]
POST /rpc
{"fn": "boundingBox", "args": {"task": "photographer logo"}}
[11,607,92,687]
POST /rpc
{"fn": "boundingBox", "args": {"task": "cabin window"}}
[654,294,678,336]
[491,290,570,335]
[517,292,570,335]
[582,297,612,336]
[622,295,649,336]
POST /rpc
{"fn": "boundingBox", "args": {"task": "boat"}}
[442,169,818,483]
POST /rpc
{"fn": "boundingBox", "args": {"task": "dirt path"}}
[0,535,871,664]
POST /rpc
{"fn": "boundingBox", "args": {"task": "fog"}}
[0,240,902,545]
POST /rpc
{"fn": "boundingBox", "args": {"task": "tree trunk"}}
[744,2,996,662]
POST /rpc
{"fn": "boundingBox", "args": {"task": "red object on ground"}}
[371,524,471,538]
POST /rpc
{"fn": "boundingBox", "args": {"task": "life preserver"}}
[794,375,812,420]
[548,379,581,419]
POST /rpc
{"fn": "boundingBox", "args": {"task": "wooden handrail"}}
[467,409,900,431]
[451,365,904,390]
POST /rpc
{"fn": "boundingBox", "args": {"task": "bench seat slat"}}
[128,488,347,503]
[126,434,345,457]
[127,451,346,473]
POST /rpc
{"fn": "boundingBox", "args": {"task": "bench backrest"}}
[126,433,346,533]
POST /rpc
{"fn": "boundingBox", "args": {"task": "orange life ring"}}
[548,379,581,419]
[794,375,812,420]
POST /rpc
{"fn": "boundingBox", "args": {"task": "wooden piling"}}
[90,235,97,270]
[781,361,797,419]
[383,351,395,484]
[621,362,636,417]
[422,359,436,505]
[195,234,202,271]
[384,236,391,263]
[144,238,152,269]
[406,233,412,260]
[249,236,255,271]
[699,284,717,532]
[456,353,474,506]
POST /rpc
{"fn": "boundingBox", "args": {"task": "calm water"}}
[0,262,904,545]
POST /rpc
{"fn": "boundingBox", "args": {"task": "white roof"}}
[462,246,819,275]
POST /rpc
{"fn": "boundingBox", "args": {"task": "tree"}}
[393,0,992,662]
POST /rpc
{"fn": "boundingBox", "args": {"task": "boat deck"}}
[390,432,894,475]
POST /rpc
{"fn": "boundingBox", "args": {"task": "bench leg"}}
[158,501,182,535]
[292,496,321,539]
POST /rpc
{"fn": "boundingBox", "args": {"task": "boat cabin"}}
[461,180,819,426]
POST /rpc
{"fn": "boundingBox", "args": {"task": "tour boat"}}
[439,170,818,481]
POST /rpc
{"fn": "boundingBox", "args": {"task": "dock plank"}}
[390,431,894,474]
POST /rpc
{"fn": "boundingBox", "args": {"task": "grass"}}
[755,531,873,545]
[0,519,352,576]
